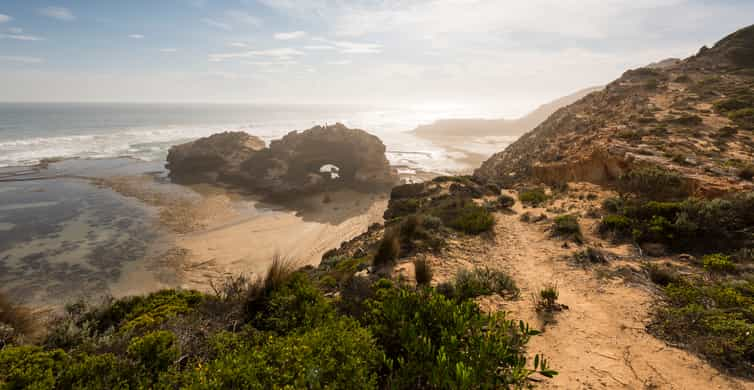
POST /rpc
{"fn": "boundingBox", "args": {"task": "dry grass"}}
[0,292,34,345]
[413,258,433,286]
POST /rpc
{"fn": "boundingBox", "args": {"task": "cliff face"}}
[475,25,754,197]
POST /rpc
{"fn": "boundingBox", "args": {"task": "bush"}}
[0,346,68,389]
[519,187,548,206]
[363,286,554,388]
[497,194,515,208]
[666,114,703,126]
[413,258,433,286]
[618,166,687,199]
[127,330,179,378]
[599,214,633,236]
[536,284,559,310]
[451,267,519,300]
[645,263,679,286]
[373,229,401,267]
[728,108,754,129]
[243,256,297,320]
[651,277,754,374]
[421,215,443,230]
[702,253,736,274]
[552,215,582,241]
[448,204,495,234]
[252,272,334,333]
[192,318,381,389]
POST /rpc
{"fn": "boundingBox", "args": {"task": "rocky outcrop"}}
[475,24,754,197]
[166,123,397,195]
[166,131,265,183]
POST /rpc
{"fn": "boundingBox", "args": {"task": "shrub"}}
[602,196,625,213]
[421,215,443,230]
[497,194,515,208]
[519,187,548,206]
[702,253,736,274]
[451,267,519,300]
[645,263,679,286]
[448,204,495,234]
[666,114,703,126]
[127,330,180,376]
[252,272,334,334]
[651,277,754,374]
[536,284,559,311]
[728,108,754,129]
[413,258,433,286]
[552,215,582,241]
[0,346,68,389]
[573,247,608,265]
[373,229,400,267]
[363,286,554,388]
[193,318,381,389]
[618,166,687,199]
[242,256,299,323]
[599,214,633,236]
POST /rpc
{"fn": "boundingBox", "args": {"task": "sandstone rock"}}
[166,123,397,195]
[166,131,265,183]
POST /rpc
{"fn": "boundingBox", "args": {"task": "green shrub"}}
[497,194,515,208]
[552,215,582,241]
[252,272,334,334]
[448,204,495,234]
[373,229,401,267]
[421,215,443,230]
[728,108,754,129]
[451,267,519,300]
[58,353,133,389]
[0,346,68,389]
[702,253,736,274]
[618,166,687,199]
[127,330,179,377]
[364,286,554,388]
[519,187,548,205]
[413,258,433,286]
[599,214,633,236]
[243,257,297,321]
[536,284,559,310]
[191,317,381,389]
[651,278,754,374]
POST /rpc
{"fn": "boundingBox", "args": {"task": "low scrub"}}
[0,260,555,389]
[598,193,754,253]
[617,166,688,200]
[650,277,754,375]
[519,187,549,206]
[373,229,401,268]
[441,267,519,300]
[552,214,582,242]
[413,258,433,286]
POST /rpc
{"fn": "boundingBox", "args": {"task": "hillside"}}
[412,86,602,138]
[475,24,754,197]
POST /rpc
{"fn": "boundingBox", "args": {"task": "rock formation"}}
[166,131,265,183]
[475,24,754,197]
[166,123,397,195]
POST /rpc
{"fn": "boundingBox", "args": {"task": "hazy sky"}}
[0,0,752,115]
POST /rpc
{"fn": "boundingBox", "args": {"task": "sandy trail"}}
[485,205,753,389]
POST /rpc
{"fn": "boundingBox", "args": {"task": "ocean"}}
[0,102,507,174]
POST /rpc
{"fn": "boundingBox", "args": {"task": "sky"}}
[0,0,752,116]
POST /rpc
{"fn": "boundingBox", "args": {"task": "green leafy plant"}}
[519,187,548,206]
[702,253,736,274]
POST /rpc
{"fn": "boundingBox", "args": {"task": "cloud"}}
[274,31,307,40]
[0,33,44,41]
[7,27,22,34]
[128,34,145,39]
[209,48,304,62]
[327,59,352,65]
[0,14,11,23]
[226,10,262,27]
[229,42,248,48]
[313,38,382,54]
[304,45,335,50]
[160,48,178,53]
[38,7,75,21]
[202,18,231,31]
[243,60,298,66]
[0,55,43,64]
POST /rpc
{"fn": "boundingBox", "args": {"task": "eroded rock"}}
[166,123,397,195]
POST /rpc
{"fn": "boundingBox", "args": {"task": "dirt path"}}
[484,207,753,389]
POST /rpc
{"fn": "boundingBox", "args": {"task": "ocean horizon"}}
[0,102,510,174]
